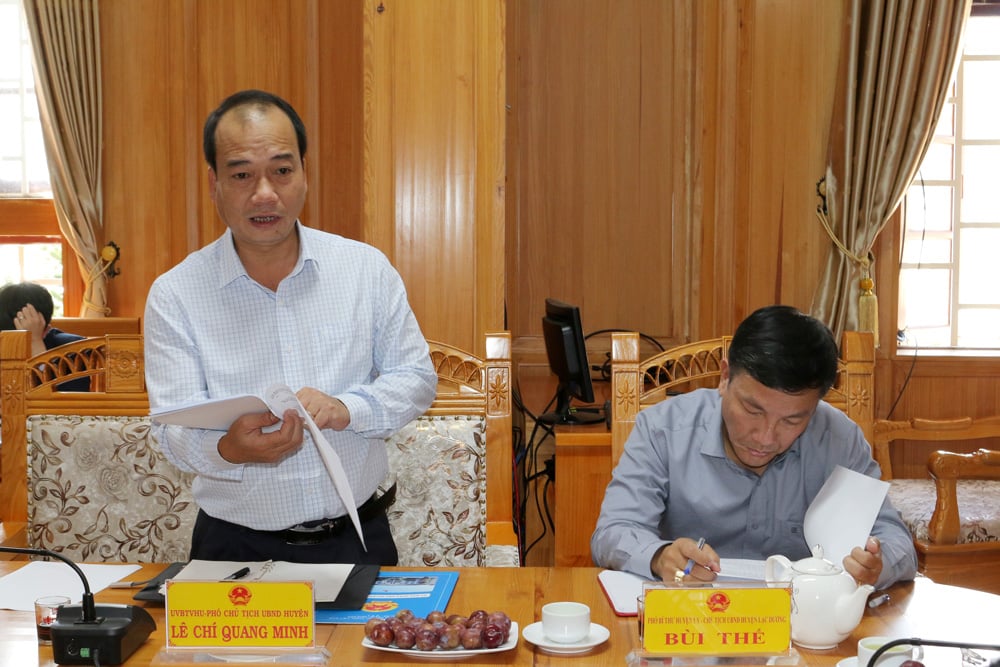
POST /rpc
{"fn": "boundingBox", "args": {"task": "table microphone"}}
[866,637,1000,667]
[0,545,156,665]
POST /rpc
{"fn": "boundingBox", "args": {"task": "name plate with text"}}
[643,584,791,655]
[165,580,316,648]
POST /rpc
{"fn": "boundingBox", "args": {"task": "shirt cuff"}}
[201,429,243,473]
[336,393,371,432]
[631,540,672,580]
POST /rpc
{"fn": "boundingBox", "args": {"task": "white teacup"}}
[857,636,922,667]
[541,601,590,644]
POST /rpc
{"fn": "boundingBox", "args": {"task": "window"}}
[0,0,48,196]
[898,12,1000,351]
[0,0,72,315]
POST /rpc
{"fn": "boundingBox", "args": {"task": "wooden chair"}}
[384,333,519,567]
[1,329,518,567]
[0,330,189,562]
[49,316,141,338]
[609,330,876,467]
[873,417,1000,593]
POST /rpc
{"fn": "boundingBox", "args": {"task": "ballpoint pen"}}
[682,537,707,577]
[867,592,890,608]
[108,577,157,589]
[224,566,251,581]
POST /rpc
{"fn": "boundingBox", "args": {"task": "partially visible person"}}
[591,305,917,590]
[144,89,437,566]
[0,281,89,392]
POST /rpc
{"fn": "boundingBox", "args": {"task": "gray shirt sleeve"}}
[590,390,917,588]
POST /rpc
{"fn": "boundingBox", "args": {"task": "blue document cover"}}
[315,570,459,624]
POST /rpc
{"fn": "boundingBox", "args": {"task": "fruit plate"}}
[361,621,519,660]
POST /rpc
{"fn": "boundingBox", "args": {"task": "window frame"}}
[893,6,1000,355]
[0,198,83,314]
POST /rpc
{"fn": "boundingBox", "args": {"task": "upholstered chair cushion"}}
[888,478,1000,544]
[27,415,196,562]
[385,414,518,567]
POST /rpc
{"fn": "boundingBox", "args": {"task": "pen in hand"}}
[867,592,890,608]
[224,567,251,581]
[683,537,707,576]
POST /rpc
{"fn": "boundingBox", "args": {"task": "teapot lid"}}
[793,544,842,575]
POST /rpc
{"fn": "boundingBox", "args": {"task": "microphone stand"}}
[0,545,156,665]
[1,546,99,622]
[866,638,1000,667]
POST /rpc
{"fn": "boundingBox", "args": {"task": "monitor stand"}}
[537,391,606,426]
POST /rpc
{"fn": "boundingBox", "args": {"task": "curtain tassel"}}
[859,275,879,342]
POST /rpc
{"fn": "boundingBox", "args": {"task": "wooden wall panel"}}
[100,0,363,319]
[100,0,193,319]
[364,0,505,353]
[745,0,842,315]
[94,0,989,433]
[506,0,694,371]
[506,0,844,372]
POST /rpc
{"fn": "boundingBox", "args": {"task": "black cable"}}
[888,171,928,417]
[886,339,918,420]
[540,474,554,534]
[866,638,1000,667]
[584,328,666,352]
[515,392,555,563]
[524,474,554,560]
[584,328,667,382]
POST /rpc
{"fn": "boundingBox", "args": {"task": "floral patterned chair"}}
[1,331,196,562]
[383,333,519,567]
[2,329,520,567]
[874,417,1000,594]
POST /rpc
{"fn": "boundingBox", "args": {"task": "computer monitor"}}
[539,298,605,425]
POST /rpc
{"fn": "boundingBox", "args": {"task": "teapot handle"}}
[764,554,793,584]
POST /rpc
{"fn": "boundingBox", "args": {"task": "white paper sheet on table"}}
[598,558,767,615]
[0,561,141,611]
[804,465,889,566]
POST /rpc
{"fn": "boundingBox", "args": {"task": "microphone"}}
[866,638,1000,667]
[0,546,156,665]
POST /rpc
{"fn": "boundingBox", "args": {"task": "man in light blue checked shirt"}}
[144,89,437,565]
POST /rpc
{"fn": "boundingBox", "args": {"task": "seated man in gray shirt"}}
[591,305,916,590]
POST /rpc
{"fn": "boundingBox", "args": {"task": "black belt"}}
[272,483,396,545]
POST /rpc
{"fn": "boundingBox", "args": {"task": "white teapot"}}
[764,545,874,649]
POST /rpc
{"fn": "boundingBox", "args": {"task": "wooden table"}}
[2,563,998,666]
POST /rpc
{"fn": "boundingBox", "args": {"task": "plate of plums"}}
[362,609,518,659]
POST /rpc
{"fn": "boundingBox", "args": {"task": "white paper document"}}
[598,558,767,615]
[803,465,889,566]
[149,394,269,431]
[169,559,354,602]
[150,383,365,550]
[0,561,141,611]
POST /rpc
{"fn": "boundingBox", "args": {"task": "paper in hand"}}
[261,385,366,551]
[804,465,888,566]
[150,383,366,550]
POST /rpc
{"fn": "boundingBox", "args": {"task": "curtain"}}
[811,0,970,343]
[23,0,107,317]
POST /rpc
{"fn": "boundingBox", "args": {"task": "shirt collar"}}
[217,221,315,286]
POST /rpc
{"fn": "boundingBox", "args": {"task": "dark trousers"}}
[190,508,399,565]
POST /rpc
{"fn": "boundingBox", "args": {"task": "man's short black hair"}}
[0,281,55,330]
[726,305,839,396]
[202,89,308,171]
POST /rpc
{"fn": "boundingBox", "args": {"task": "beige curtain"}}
[23,0,107,317]
[811,0,970,342]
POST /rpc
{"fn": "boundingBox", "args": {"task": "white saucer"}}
[522,622,610,654]
[837,657,858,667]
